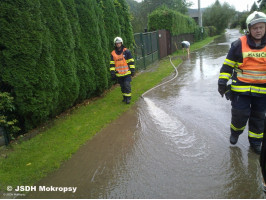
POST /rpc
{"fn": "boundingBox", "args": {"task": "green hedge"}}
[0,0,134,131]
[114,0,134,50]
[98,0,121,53]
[148,6,197,36]
[204,26,217,37]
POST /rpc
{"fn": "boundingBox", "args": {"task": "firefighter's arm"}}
[110,54,116,79]
[218,40,241,96]
[125,50,135,76]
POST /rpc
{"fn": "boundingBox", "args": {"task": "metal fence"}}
[133,30,196,71]
[134,31,159,70]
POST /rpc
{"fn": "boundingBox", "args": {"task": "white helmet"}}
[246,11,266,29]
[114,37,123,45]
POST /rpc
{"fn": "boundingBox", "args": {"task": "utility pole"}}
[198,0,202,27]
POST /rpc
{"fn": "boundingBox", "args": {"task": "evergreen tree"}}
[0,0,59,130]
[114,0,134,49]
[251,1,259,12]
[39,0,79,115]
[0,0,134,131]
[95,1,112,87]
[75,0,108,95]
[126,0,144,33]
[61,0,95,101]
[97,0,121,53]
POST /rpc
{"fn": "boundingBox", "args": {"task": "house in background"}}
[187,8,206,26]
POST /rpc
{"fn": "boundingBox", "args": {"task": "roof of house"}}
[187,8,206,18]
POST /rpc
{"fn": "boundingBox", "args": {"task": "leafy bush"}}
[204,26,217,37]
[148,6,197,36]
[0,92,20,139]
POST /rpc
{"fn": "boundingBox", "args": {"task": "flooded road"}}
[27,29,266,198]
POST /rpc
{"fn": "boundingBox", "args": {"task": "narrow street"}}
[27,29,266,199]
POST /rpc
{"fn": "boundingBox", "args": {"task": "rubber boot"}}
[122,96,126,102]
[250,143,262,154]
[125,96,131,104]
[230,132,239,145]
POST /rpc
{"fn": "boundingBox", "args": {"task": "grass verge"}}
[0,35,219,192]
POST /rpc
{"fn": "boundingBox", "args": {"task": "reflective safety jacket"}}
[110,46,135,77]
[218,34,266,96]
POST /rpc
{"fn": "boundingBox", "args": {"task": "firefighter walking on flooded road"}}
[218,11,266,154]
[110,37,135,104]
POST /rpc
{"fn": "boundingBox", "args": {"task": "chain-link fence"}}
[134,31,159,70]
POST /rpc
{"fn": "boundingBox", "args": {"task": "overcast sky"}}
[134,0,258,12]
[189,0,257,12]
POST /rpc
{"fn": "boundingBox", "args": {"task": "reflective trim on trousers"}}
[230,123,246,131]
[248,130,263,139]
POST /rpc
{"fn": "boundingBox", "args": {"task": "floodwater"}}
[26,29,266,198]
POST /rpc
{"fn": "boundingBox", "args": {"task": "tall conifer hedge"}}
[0,0,134,132]
[61,0,94,102]
[0,0,59,129]
[40,0,79,115]
[97,0,121,53]
[114,0,134,49]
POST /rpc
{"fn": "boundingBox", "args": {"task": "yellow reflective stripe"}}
[116,65,128,69]
[236,62,242,67]
[248,131,263,139]
[224,59,236,68]
[126,58,134,63]
[231,85,266,94]
[237,73,266,80]
[243,52,266,58]
[123,93,131,97]
[242,69,266,74]
[219,73,231,80]
[110,61,115,64]
[235,68,242,73]
[231,124,245,131]
[129,65,135,68]
[231,85,251,92]
[118,69,129,73]
[116,71,131,77]
[250,86,266,94]
[110,67,115,71]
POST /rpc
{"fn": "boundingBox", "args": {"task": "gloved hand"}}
[111,72,116,80]
[131,70,135,77]
[218,84,226,97]
[225,84,233,101]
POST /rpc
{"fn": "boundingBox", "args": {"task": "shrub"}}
[148,6,197,36]
[0,92,20,139]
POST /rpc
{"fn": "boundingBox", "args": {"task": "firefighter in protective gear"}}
[110,37,135,104]
[218,11,266,154]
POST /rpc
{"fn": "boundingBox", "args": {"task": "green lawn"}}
[0,35,219,192]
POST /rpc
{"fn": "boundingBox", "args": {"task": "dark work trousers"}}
[231,94,266,145]
[117,75,132,99]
